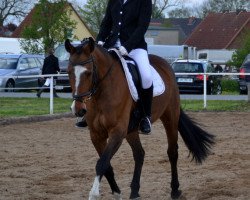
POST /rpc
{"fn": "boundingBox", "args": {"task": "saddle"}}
[109,48,165,101]
[109,49,166,133]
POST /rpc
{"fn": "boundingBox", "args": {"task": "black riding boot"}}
[53,88,59,98]
[36,88,44,98]
[139,85,153,135]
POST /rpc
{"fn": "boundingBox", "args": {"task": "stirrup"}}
[139,117,151,135]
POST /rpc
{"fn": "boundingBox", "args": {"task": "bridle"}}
[69,54,114,103]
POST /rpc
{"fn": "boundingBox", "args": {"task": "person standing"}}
[37,48,60,98]
[96,0,153,134]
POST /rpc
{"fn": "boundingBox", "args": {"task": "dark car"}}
[54,41,81,90]
[172,59,222,94]
[0,53,44,92]
[238,54,250,94]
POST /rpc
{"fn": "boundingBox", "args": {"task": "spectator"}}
[215,64,223,73]
[36,48,60,98]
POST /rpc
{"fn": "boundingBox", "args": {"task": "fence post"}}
[203,73,207,108]
[247,83,250,102]
[49,76,54,114]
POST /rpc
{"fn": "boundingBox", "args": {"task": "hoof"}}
[88,194,99,200]
[129,192,140,199]
[171,190,182,199]
[113,192,122,200]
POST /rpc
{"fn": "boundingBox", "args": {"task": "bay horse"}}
[65,37,214,200]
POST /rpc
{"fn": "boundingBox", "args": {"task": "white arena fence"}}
[0,73,250,114]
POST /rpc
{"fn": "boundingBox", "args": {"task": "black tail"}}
[178,109,215,164]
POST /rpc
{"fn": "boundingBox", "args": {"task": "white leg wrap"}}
[113,192,122,200]
[88,176,100,200]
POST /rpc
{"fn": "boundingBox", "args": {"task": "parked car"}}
[172,59,222,94]
[238,54,250,94]
[54,41,81,90]
[0,53,44,92]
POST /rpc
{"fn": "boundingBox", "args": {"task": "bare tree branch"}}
[0,0,35,26]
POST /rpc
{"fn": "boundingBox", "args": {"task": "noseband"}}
[69,55,113,103]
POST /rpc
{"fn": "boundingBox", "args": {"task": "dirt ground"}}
[0,112,249,200]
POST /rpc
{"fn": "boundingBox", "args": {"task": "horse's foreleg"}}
[104,165,121,195]
[89,132,124,200]
[126,132,145,199]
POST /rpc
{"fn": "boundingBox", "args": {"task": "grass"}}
[181,100,250,112]
[0,97,249,118]
[0,97,72,117]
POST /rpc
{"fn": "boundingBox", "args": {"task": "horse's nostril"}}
[78,108,87,117]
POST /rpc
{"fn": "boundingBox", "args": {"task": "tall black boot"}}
[36,88,44,98]
[139,84,153,135]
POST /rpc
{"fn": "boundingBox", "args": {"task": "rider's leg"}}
[129,49,153,134]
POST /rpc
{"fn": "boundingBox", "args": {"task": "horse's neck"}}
[93,48,129,102]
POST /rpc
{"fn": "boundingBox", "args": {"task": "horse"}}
[65,37,215,200]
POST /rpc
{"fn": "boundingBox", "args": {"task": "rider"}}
[77,0,153,134]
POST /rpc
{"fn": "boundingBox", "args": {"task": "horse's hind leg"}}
[126,132,145,199]
[161,114,182,199]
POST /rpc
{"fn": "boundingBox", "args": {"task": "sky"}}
[4,0,206,25]
[74,0,206,8]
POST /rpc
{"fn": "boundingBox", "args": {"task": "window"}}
[198,53,207,59]
[172,62,204,73]
[19,58,29,70]
[27,57,38,68]
[0,58,18,69]
[54,45,70,61]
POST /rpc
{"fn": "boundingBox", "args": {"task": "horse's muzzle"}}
[75,108,87,117]
[71,100,87,117]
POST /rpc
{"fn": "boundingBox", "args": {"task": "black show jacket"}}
[42,54,60,75]
[96,0,152,53]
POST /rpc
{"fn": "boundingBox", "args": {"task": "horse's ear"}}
[88,37,95,53]
[65,39,75,54]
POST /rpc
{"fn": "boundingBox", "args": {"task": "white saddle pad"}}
[110,49,165,101]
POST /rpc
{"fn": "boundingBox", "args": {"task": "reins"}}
[70,53,114,103]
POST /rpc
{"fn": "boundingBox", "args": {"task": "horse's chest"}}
[91,113,108,131]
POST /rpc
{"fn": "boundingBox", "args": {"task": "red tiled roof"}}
[184,11,250,50]
[12,7,35,38]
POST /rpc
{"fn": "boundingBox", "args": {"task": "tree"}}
[20,0,77,54]
[228,31,250,69]
[152,0,183,19]
[78,0,108,35]
[168,6,192,18]
[0,0,34,27]
[201,0,250,17]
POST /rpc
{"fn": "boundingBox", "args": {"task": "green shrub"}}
[221,79,239,93]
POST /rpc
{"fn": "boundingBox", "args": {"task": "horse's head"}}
[65,37,96,117]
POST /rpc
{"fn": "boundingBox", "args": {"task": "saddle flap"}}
[109,48,165,101]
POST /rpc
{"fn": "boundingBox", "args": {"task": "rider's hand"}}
[118,46,128,56]
[97,41,104,46]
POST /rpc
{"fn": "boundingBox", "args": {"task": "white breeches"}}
[129,48,153,89]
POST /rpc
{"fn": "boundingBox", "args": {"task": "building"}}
[184,10,250,50]
[12,3,93,40]
[146,17,202,45]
